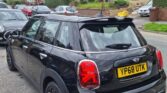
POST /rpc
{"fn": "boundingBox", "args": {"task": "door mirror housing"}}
[3,29,21,40]
[11,29,22,38]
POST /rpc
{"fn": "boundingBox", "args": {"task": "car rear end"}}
[22,7,32,16]
[76,18,166,93]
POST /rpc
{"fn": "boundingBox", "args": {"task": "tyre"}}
[6,47,17,71]
[45,82,63,93]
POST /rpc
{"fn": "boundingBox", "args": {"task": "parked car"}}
[0,9,28,44]
[138,0,153,17]
[0,2,8,8]
[6,14,166,93]
[32,5,52,15]
[14,4,26,10]
[22,6,33,16]
[54,5,78,15]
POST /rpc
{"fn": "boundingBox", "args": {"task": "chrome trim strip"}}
[52,45,147,54]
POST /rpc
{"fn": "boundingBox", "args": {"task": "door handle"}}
[39,53,47,60]
[22,45,28,49]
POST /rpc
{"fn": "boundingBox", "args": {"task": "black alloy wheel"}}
[6,47,17,71]
[45,82,63,93]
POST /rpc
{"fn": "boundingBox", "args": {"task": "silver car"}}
[54,5,78,15]
[138,0,153,17]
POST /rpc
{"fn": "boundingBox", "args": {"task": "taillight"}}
[78,59,100,90]
[64,11,67,15]
[156,50,163,70]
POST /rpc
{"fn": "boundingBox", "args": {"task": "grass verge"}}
[144,23,167,32]
[77,2,112,9]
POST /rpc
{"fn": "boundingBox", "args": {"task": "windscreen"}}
[0,3,8,8]
[37,6,50,11]
[80,23,141,51]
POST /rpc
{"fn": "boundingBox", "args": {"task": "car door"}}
[11,17,42,76]
[26,19,60,86]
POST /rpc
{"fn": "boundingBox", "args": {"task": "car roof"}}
[34,14,133,23]
[57,5,69,8]
[0,2,6,4]
[0,9,21,12]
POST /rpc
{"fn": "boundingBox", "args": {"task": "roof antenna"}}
[96,0,104,17]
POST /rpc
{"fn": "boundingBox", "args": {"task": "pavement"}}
[0,48,38,93]
[0,17,166,93]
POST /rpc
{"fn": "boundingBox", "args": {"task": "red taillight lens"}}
[156,50,163,70]
[78,59,100,89]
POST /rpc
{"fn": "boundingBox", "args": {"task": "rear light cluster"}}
[156,50,163,70]
[77,59,100,90]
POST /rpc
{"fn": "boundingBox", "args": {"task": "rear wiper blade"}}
[106,43,132,49]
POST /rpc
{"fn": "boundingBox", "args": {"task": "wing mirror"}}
[10,29,22,38]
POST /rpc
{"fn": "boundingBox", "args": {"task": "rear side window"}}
[55,22,76,49]
[80,23,141,51]
[36,20,60,44]
[58,7,64,11]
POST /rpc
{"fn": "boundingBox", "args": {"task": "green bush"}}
[114,0,129,8]
[6,0,23,5]
[45,0,72,8]
[109,2,115,8]
[89,0,95,2]
[72,1,80,6]
[80,0,88,4]
[153,0,167,8]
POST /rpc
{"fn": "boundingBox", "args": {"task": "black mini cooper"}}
[6,14,166,93]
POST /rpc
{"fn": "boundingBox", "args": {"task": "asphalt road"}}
[0,48,38,93]
[0,17,166,93]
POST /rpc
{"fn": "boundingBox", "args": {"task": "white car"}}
[0,2,8,8]
[138,0,153,17]
[54,5,78,15]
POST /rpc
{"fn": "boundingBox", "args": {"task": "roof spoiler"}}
[81,17,133,23]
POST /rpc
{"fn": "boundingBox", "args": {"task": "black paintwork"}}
[7,14,166,93]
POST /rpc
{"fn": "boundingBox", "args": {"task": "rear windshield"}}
[80,23,141,51]
[0,11,27,21]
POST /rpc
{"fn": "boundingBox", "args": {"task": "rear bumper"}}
[76,70,166,93]
[123,70,166,93]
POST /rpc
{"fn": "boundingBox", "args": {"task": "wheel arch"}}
[41,68,69,93]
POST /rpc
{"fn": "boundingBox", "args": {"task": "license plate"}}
[117,62,148,78]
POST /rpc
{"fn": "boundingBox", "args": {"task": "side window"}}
[23,18,41,39]
[56,22,74,49]
[36,20,60,44]
[59,7,64,11]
